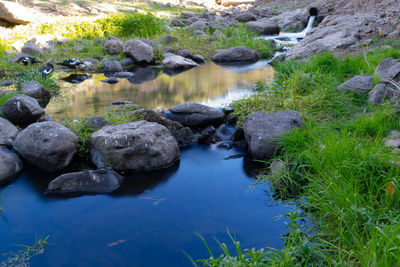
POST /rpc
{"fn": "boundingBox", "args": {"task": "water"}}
[0,146,295,266]
[46,61,274,120]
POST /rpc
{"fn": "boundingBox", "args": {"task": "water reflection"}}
[46,61,274,120]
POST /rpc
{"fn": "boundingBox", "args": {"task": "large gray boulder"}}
[1,95,44,127]
[13,121,77,172]
[212,46,259,64]
[133,109,196,148]
[376,57,400,82]
[162,54,199,71]
[0,1,34,24]
[337,76,373,95]
[243,111,304,159]
[245,20,280,35]
[103,40,123,55]
[90,121,179,172]
[46,169,124,194]
[0,147,23,185]
[124,40,154,65]
[0,117,18,146]
[21,81,51,107]
[165,102,225,128]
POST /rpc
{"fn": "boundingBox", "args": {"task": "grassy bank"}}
[198,47,400,265]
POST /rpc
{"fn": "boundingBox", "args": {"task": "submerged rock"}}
[243,111,304,159]
[90,121,179,172]
[337,75,373,95]
[46,169,124,194]
[212,46,259,64]
[13,121,77,172]
[0,147,23,185]
[127,68,156,84]
[165,102,225,128]
[0,117,18,146]
[1,95,44,127]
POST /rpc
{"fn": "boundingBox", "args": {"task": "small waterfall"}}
[305,15,316,33]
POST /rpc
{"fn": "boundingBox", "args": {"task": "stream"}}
[0,17,316,266]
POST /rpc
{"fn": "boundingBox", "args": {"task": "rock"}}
[270,9,308,32]
[46,169,123,194]
[165,102,225,128]
[235,12,257,22]
[212,46,259,64]
[90,121,179,171]
[103,60,123,73]
[163,54,199,71]
[127,68,156,84]
[8,53,29,63]
[220,0,255,7]
[245,20,280,35]
[181,11,196,19]
[214,124,235,142]
[13,121,77,172]
[74,45,84,52]
[21,42,43,56]
[1,95,44,127]
[0,117,18,146]
[21,81,51,107]
[120,57,134,67]
[124,40,154,65]
[376,57,400,82]
[198,125,216,144]
[171,19,186,27]
[101,77,119,84]
[243,111,304,159]
[113,72,134,78]
[178,49,193,58]
[368,83,387,105]
[103,40,122,55]
[139,38,155,47]
[0,147,23,185]
[133,109,196,148]
[384,130,400,150]
[83,58,99,66]
[0,1,34,24]
[38,114,52,122]
[83,115,111,129]
[192,54,206,64]
[156,34,177,44]
[56,36,71,44]
[193,30,207,36]
[337,76,373,95]
[187,20,207,31]
[93,38,105,44]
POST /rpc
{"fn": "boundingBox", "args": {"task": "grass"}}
[197,47,400,265]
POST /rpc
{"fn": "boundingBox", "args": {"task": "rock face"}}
[0,147,23,184]
[133,109,196,148]
[1,95,44,127]
[21,81,51,107]
[0,117,18,146]
[0,1,34,24]
[13,121,77,172]
[212,46,259,64]
[165,102,225,128]
[46,169,123,194]
[245,20,280,35]
[337,76,373,94]
[376,57,400,82]
[163,55,199,71]
[270,9,308,32]
[243,111,304,159]
[124,40,154,65]
[368,83,387,105]
[90,121,179,172]
[103,40,123,55]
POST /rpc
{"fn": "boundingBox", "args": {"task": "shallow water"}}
[0,146,295,266]
[46,61,274,120]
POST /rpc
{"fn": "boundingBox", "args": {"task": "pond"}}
[0,61,296,266]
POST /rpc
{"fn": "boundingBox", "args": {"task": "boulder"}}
[270,9,308,32]
[108,35,124,46]
[21,81,51,107]
[156,34,177,44]
[337,76,373,95]
[178,49,193,58]
[165,102,225,128]
[235,12,257,22]
[90,121,179,171]
[243,111,304,159]
[181,11,196,19]
[192,54,206,64]
[46,169,123,194]
[1,95,44,127]
[368,83,387,105]
[21,42,43,56]
[103,60,123,73]
[120,57,134,67]
[124,40,154,65]
[0,147,23,185]
[198,125,216,144]
[0,1,34,24]
[212,46,259,64]
[139,38,155,47]
[13,121,77,172]
[376,57,400,82]
[103,40,122,55]
[187,20,207,31]
[162,55,199,71]
[0,117,18,146]
[133,109,196,148]
[245,20,280,35]
[83,115,111,129]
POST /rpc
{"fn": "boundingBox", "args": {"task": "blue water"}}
[0,145,295,266]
